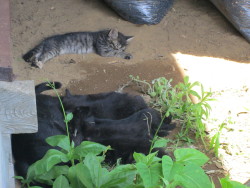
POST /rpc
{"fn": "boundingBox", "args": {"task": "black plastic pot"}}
[104,0,174,25]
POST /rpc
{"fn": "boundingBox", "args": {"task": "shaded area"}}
[67,59,183,94]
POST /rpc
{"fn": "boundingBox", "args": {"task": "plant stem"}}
[130,76,153,93]
[46,81,71,142]
[149,117,165,154]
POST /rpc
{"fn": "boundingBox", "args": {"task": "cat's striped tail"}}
[35,82,62,94]
[22,45,42,62]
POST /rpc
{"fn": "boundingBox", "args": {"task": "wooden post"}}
[0,81,38,188]
[0,0,14,81]
[0,134,14,188]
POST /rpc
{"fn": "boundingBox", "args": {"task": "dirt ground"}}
[10,0,250,187]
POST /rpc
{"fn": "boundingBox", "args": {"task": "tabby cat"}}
[23,29,133,68]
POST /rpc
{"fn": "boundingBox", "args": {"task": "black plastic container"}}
[210,0,250,42]
[104,0,174,25]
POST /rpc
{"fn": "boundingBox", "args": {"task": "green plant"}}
[134,147,213,188]
[220,176,250,188]
[210,122,226,157]
[130,75,214,146]
[176,132,194,145]
[14,80,248,188]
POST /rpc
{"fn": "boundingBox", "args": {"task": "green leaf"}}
[211,180,216,188]
[174,163,212,188]
[189,90,201,99]
[29,186,43,188]
[46,135,71,152]
[37,165,69,183]
[168,162,185,182]
[183,76,189,85]
[101,176,127,188]
[83,153,109,187]
[133,152,160,166]
[161,177,170,187]
[150,92,157,97]
[162,155,173,180]
[152,138,169,149]
[26,163,36,181]
[220,176,248,188]
[214,133,220,157]
[136,162,162,188]
[69,164,91,188]
[174,148,209,166]
[190,81,201,88]
[65,112,73,122]
[71,140,75,148]
[133,152,146,163]
[52,175,70,188]
[33,149,69,175]
[13,176,24,180]
[244,107,250,111]
[74,141,108,159]
[104,164,137,188]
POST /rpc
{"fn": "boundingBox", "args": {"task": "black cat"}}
[63,89,148,120]
[71,106,175,164]
[12,82,175,180]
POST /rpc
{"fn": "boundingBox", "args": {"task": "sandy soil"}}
[11,0,250,89]
[10,0,250,187]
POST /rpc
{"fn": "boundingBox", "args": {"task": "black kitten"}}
[63,89,148,120]
[71,107,175,164]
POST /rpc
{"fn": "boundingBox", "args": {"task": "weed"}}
[220,176,249,188]
[210,122,226,157]
[132,147,214,188]
[130,75,214,146]
[176,132,195,145]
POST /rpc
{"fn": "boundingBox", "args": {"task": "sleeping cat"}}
[23,29,133,68]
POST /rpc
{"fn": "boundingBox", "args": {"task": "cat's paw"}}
[124,53,133,60]
[34,61,44,69]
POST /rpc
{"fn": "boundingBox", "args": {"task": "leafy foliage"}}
[219,176,250,188]
[18,145,216,188]
[14,79,248,188]
[160,148,212,188]
[130,75,214,146]
[209,122,226,157]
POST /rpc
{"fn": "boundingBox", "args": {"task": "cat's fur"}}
[71,106,175,164]
[23,29,133,68]
[63,89,148,119]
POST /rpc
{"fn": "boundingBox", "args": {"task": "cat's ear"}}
[108,28,119,39]
[65,89,72,97]
[126,36,134,43]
